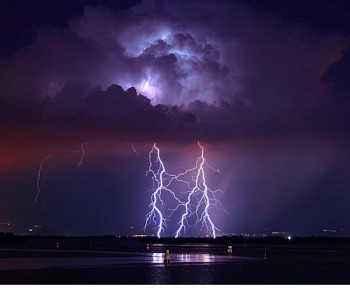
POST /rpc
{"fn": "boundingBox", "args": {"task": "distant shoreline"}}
[1,233,350,251]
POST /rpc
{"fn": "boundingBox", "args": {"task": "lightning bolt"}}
[144,143,184,238]
[33,153,51,205]
[175,142,222,239]
[144,142,223,239]
[77,142,87,168]
[70,142,87,168]
[130,142,139,156]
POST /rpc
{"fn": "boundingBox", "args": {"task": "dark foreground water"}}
[0,243,350,284]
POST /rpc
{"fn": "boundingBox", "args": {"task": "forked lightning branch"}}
[144,142,224,238]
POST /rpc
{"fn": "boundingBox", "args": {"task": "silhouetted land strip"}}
[1,233,350,250]
[0,234,350,284]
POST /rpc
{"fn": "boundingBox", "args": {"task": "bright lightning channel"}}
[175,142,221,239]
[144,142,223,239]
[144,143,184,238]
[33,153,51,204]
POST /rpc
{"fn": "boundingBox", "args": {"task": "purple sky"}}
[0,0,350,237]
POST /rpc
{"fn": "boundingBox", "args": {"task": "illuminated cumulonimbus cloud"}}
[0,1,238,106]
[90,20,229,105]
[0,0,344,113]
[114,30,228,105]
[144,142,223,238]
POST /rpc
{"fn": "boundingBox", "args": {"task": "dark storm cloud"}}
[0,84,197,145]
[0,0,348,145]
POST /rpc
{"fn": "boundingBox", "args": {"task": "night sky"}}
[1,0,350,237]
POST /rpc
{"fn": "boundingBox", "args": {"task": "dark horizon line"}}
[2,233,350,241]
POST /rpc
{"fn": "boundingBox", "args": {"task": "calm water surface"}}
[0,244,349,284]
[0,249,252,270]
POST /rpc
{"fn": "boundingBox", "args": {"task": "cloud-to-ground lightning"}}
[130,142,139,156]
[144,143,185,238]
[33,153,51,205]
[175,142,222,239]
[144,142,223,238]
[144,144,166,238]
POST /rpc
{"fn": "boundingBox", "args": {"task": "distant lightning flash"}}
[70,142,87,168]
[144,142,223,238]
[77,142,86,168]
[33,153,51,204]
[130,142,139,156]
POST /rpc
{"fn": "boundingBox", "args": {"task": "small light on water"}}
[287,236,292,240]
[152,253,164,264]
